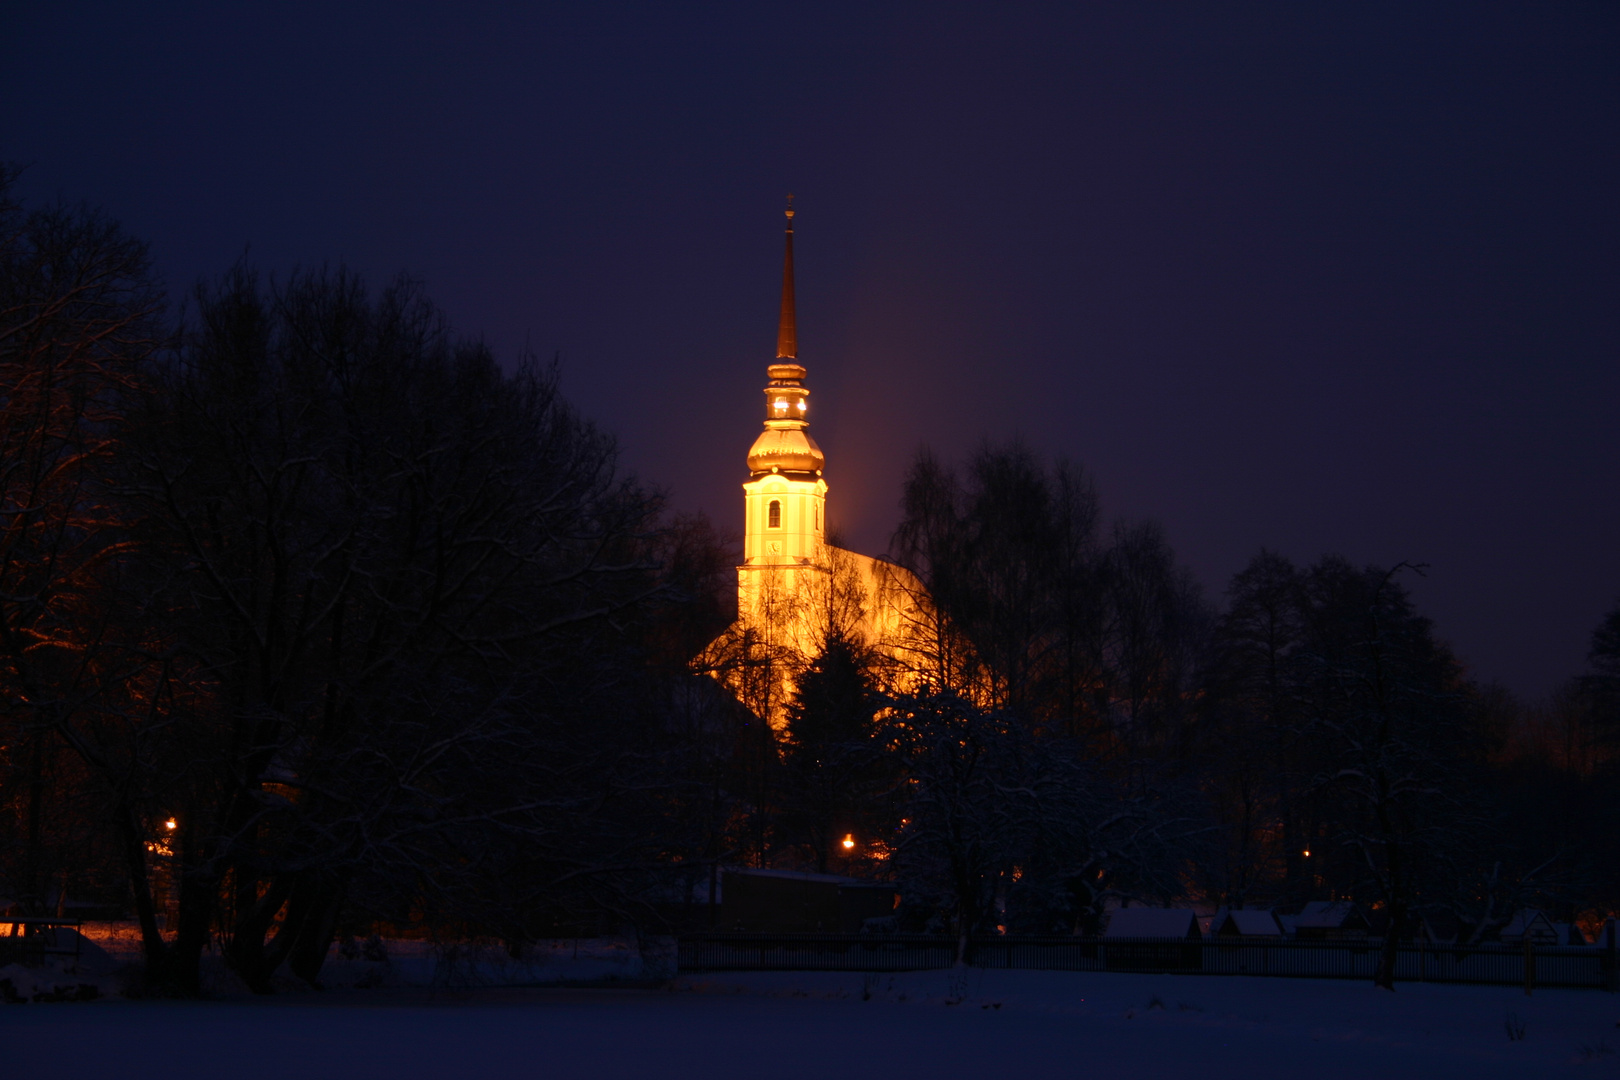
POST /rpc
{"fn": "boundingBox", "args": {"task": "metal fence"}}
[0,918,83,969]
[0,936,45,967]
[677,933,1618,990]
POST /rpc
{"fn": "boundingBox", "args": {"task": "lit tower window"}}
[768,500,781,528]
[765,383,808,421]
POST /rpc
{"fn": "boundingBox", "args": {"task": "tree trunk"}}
[1373,795,1405,991]
[23,735,45,913]
[225,874,296,994]
[286,878,346,987]
[115,803,170,976]
[165,858,220,996]
[1375,911,1402,991]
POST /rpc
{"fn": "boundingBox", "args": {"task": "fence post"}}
[1605,920,1618,993]
[1523,932,1534,997]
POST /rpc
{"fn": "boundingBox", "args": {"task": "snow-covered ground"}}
[4,966,1618,1078]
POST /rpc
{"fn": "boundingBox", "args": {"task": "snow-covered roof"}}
[1499,909,1557,941]
[1552,922,1588,946]
[1294,901,1363,929]
[1103,908,1201,939]
[1214,909,1284,936]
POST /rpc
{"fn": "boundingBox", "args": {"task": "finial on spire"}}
[776,194,797,360]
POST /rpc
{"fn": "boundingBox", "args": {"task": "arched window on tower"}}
[767,500,781,529]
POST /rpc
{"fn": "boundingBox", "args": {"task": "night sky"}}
[6,2,1616,699]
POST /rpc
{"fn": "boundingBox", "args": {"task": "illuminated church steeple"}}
[741,198,827,585]
[708,199,935,727]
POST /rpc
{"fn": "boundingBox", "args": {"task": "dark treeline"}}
[0,174,736,993]
[1,176,1615,993]
[826,444,1618,985]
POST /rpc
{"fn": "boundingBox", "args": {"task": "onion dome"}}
[748,425,824,475]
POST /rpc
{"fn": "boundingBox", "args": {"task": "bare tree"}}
[1291,560,1476,989]
[1581,600,1620,754]
[1198,550,1309,907]
[887,689,1199,953]
[1099,519,1208,761]
[98,265,678,992]
[0,167,164,933]
[890,442,1109,724]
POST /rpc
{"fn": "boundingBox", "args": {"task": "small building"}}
[1102,908,1201,971]
[1498,909,1559,946]
[1292,901,1372,940]
[719,869,895,933]
[1103,908,1202,939]
[1552,922,1588,946]
[1212,908,1285,938]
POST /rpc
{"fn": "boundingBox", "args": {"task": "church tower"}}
[738,198,828,628]
[707,200,935,722]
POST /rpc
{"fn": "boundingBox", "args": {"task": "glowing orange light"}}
[165,818,177,831]
[1302,849,1311,857]
[841,834,855,850]
[774,397,788,413]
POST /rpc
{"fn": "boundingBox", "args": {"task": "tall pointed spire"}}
[776,194,797,360]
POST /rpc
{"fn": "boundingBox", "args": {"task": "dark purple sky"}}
[7,2,1617,698]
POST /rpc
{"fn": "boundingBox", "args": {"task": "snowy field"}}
[4,967,1619,1079]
